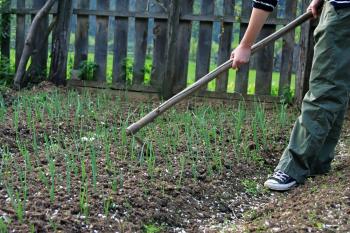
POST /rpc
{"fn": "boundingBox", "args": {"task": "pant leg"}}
[276,2,350,184]
[310,106,347,175]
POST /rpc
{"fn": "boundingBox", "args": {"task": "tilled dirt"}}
[228,121,350,233]
[0,86,349,232]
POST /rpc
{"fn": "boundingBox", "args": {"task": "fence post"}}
[161,0,180,99]
[296,0,315,105]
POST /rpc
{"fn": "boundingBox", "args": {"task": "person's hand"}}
[231,44,251,70]
[307,0,324,18]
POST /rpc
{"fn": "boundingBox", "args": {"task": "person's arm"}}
[231,0,324,70]
[231,8,270,69]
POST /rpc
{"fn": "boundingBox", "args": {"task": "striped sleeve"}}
[253,0,278,12]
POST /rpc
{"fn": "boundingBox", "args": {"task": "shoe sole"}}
[264,181,297,191]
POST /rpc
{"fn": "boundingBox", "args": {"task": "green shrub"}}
[78,60,97,81]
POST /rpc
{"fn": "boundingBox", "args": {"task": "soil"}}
[233,126,350,233]
[0,85,349,233]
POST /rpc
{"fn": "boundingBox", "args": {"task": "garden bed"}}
[0,83,309,232]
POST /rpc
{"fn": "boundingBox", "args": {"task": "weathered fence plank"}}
[0,0,10,65]
[74,0,90,71]
[216,0,234,92]
[94,0,109,82]
[113,0,129,84]
[133,1,149,85]
[150,0,168,89]
[254,9,277,95]
[12,8,294,25]
[279,0,297,96]
[15,0,26,70]
[172,0,194,93]
[235,1,251,94]
[161,0,181,99]
[195,0,215,90]
[30,0,49,79]
[7,0,306,103]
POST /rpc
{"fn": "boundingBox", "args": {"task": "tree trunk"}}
[27,0,49,83]
[13,0,57,90]
[49,0,73,86]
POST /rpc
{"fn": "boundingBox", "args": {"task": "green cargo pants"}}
[276,1,350,184]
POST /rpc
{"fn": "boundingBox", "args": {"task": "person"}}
[231,0,350,191]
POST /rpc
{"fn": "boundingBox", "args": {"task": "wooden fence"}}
[1,0,315,102]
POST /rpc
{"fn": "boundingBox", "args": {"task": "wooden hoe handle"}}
[127,11,313,136]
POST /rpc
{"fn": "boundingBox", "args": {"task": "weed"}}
[103,197,112,217]
[308,210,324,229]
[280,86,294,105]
[79,183,89,218]
[0,57,15,86]
[177,155,186,187]
[78,60,97,81]
[241,179,261,196]
[6,186,24,223]
[90,146,98,192]
[65,154,72,193]
[0,95,5,123]
[48,156,56,203]
[146,142,156,179]
[0,218,8,233]
[143,223,164,233]
[49,219,58,232]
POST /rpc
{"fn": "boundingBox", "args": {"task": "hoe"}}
[127,11,313,147]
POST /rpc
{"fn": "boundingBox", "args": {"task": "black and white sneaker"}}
[264,170,297,191]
